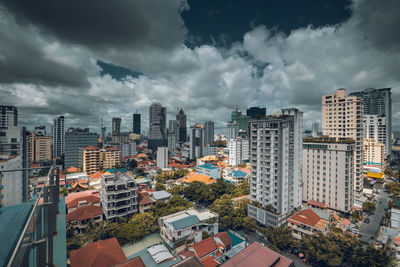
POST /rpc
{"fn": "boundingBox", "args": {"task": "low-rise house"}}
[288,208,333,239]
[66,205,103,234]
[66,172,88,183]
[150,190,172,202]
[66,190,100,213]
[196,164,221,179]
[224,170,249,185]
[183,173,216,185]
[138,190,155,213]
[159,208,219,250]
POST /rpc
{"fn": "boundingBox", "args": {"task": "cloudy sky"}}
[0,0,399,134]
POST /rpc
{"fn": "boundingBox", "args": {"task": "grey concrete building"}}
[64,128,98,168]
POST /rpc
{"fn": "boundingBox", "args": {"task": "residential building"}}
[190,124,203,159]
[302,138,355,213]
[112,117,121,136]
[183,173,216,185]
[158,208,219,249]
[246,107,266,119]
[364,114,387,155]
[227,121,239,142]
[167,120,179,152]
[203,145,218,156]
[149,103,167,150]
[65,190,100,213]
[121,142,137,158]
[133,113,141,134]
[350,88,392,156]
[64,128,98,169]
[363,138,385,165]
[228,137,249,166]
[52,115,64,158]
[66,205,103,234]
[197,163,221,179]
[312,122,319,138]
[225,170,249,185]
[157,146,168,169]
[222,242,293,267]
[138,190,155,213]
[288,208,333,239]
[150,190,172,202]
[231,107,250,136]
[176,108,187,143]
[100,171,138,220]
[322,88,364,195]
[204,120,214,145]
[29,133,52,163]
[0,105,18,127]
[82,146,100,175]
[248,108,303,227]
[101,147,121,170]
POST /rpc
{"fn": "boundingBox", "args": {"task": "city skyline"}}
[0,0,399,133]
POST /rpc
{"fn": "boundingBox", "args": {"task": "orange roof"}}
[66,195,100,209]
[191,237,218,258]
[104,147,117,151]
[137,153,148,158]
[394,235,400,246]
[200,256,219,267]
[66,190,99,205]
[184,173,216,185]
[67,205,103,221]
[288,209,320,227]
[72,182,89,189]
[89,171,103,179]
[66,166,79,173]
[308,200,327,209]
[138,192,155,205]
[118,256,145,267]
[70,237,127,267]
[84,145,99,150]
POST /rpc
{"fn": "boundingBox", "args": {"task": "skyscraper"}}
[148,103,167,150]
[350,88,392,156]
[64,128,98,168]
[227,121,239,141]
[133,113,141,134]
[176,108,187,143]
[311,122,319,138]
[246,107,266,119]
[364,115,387,155]
[0,105,18,127]
[157,147,168,169]
[112,117,121,136]
[248,108,303,227]
[190,124,203,160]
[52,116,65,158]
[322,88,364,195]
[203,120,214,145]
[167,120,179,152]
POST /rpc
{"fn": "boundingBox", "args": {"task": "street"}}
[359,183,390,243]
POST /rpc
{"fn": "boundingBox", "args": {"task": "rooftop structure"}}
[196,163,221,179]
[288,208,333,239]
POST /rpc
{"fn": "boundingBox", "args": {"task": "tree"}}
[155,182,166,191]
[242,217,257,232]
[362,201,376,213]
[168,185,185,195]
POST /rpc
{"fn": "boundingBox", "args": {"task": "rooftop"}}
[170,215,200,230]
[191,236,218,258]
[66,205,103,221]
[303,136,355,144]
[228,170,248,178]
[197,163,219,170]
[151,190,171,200]
[183,174,216,185]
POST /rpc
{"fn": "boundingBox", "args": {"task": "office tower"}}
[228,137,249,166]
[302,138,355,213]
[322,89,364,195]
[0,105,18,127]
[248,108,303,227]
[121,142,137,158]
[52,116,65,158]
[64,128,98,168]
[364,115,387,155]
[112,117,121,136]
[100,172,138,220]
[148,103,167,150]
[311,122,319,138]
[363,139,385,165]
[190,124,204,160]
[83,146,100,175]
[227,121,239,141]
[350,88,391,155]
[246,107,266,119]
[203,121,214,146]
[157,147,168,169]
[34,125,46,136]
[167,120,179,152]
[133,113,141,134]
[29,133,52,163]
[176,108,187,143]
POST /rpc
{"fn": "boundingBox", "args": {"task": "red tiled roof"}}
[214,232,232,247]
[138,192,155,205]
[84,145,99,150]
[89,171,103,179]
[66,166,79,173]
[104,147,117,151]
[288,208,320,227]
[221,242,292,267]
[67,205,103,221]
[200,256,219,267]
[118,256,145,267]
[308,200,327,208]
[191,237,218,259]
[179,249,197,259]
[70,238,127,267]
[67,195,100,209]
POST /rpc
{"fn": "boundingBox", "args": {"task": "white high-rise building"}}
[364,115,387,155]
[190,124,203,160]
[302,138,355,213]
[227,121,239,142]
[363,139,385,165]
[52,116,65,158]
[228,137,249,166]
[248,108,303,227]
[157,147,168,169]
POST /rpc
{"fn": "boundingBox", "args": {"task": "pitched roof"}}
[70,237,127,267]
[183,174,216,185]
[288,208,320,227]
[214,232,232,247]
[66,166,79,173]
[89,171,103,179]
[173,256,203,267]
[66,190,99,205]
[200,255,219,267]
[191,237,218,258]
[308,200,327,208]
[66,194,100,209]
[171,215,200,230]
[222,242,293,267]
[138,192,155,205]
[67,205,103,221]
[118,256,145,267]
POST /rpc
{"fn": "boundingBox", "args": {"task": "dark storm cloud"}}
[1,0,188,51]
